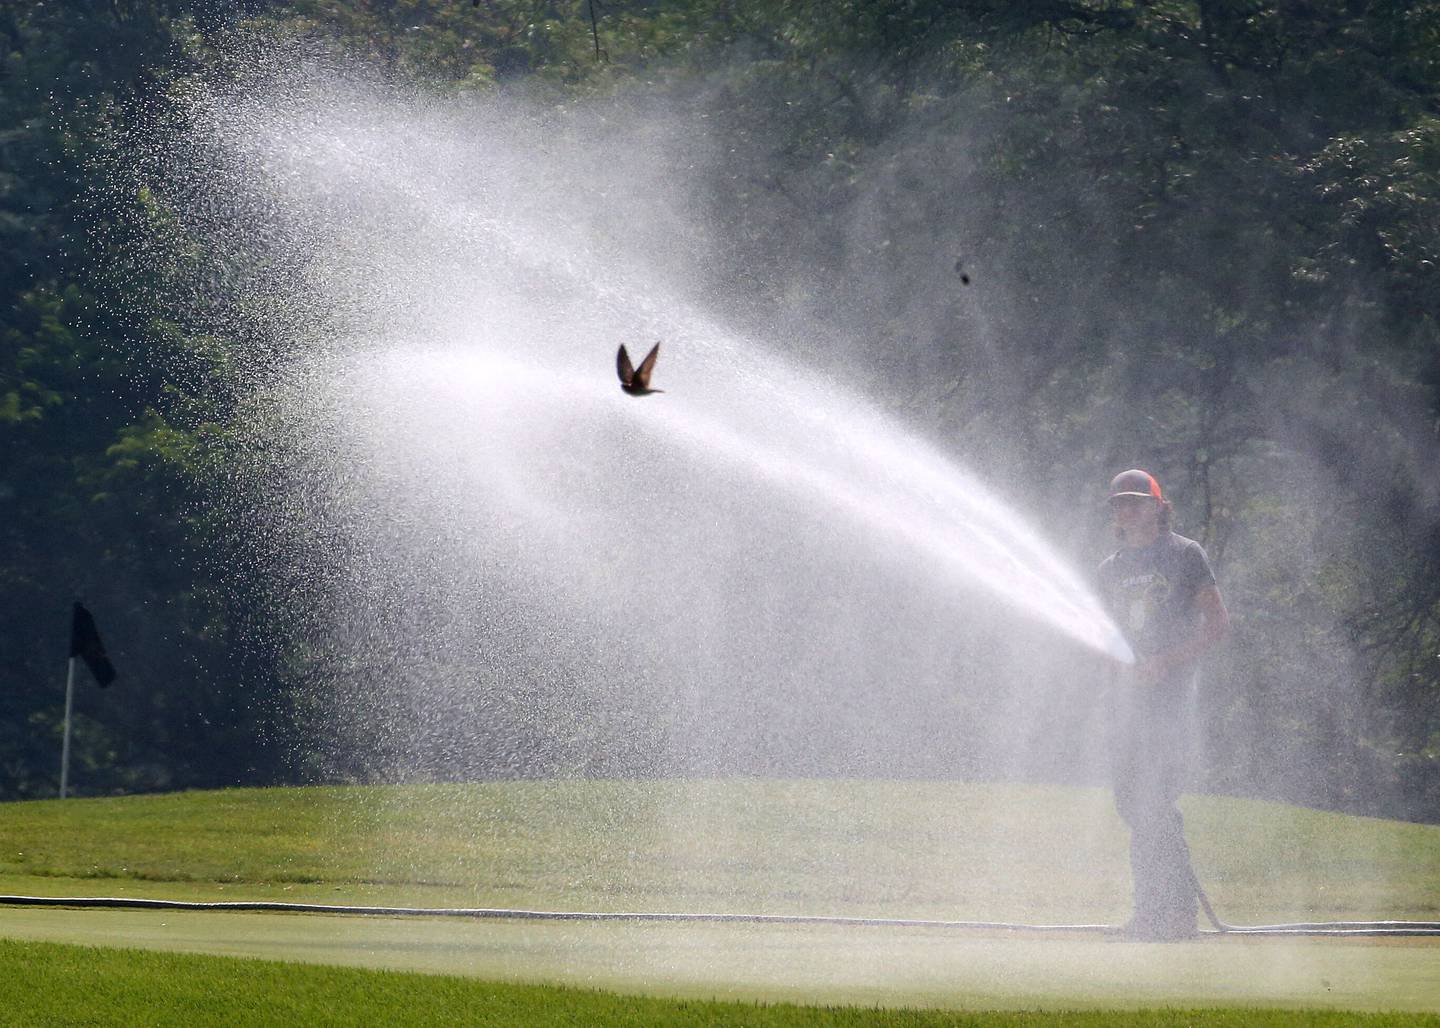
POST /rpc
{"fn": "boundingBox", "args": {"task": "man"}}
[1097,469,1229,941]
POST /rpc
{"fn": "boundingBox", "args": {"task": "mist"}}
[105,33,1440,826]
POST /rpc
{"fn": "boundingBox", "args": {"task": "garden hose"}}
[2,894,1438,936]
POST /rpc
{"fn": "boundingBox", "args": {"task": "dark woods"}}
[1,1,1437,818]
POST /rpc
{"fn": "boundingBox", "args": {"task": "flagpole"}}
[60,656,76,800]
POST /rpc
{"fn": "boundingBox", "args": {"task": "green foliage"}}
[0,1,301,799]
[1,0,1438,813]
[598,0,1440,816]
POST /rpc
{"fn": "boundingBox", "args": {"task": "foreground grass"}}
[1,783,1436,1015]
[0,781,1436,924]
[3,938,1435,1028]
[7,905,1438,1012]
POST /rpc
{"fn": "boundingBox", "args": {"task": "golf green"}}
[0,907,1436,1012]
[1,781,1435,1012]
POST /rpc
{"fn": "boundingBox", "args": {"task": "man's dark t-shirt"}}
[1097,530,1216,933]
[1098,530,1218,773]
[1097,531,1216,667]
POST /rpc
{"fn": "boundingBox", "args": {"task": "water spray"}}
[101,53,1433,950]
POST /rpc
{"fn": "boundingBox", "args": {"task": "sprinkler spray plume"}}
[132,54,1135,788]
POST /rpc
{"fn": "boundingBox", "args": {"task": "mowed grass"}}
[1,782,1438,1018]
[3,937,1435,1028]
[0,780,1436,923]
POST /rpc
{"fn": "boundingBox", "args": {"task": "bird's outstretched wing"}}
[616,344,635,387]
[635,342,660,390]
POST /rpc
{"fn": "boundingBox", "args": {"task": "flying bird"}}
[616,342,663,396]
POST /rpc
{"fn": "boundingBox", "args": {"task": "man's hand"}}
[1126,655,1169,686]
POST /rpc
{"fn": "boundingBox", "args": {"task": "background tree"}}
[2,0,1436,816]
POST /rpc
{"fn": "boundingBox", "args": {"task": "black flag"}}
[70,603,117,688]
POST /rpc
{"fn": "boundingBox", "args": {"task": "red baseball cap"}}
[1108,469,1163,501]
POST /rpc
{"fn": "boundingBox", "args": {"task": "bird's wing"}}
[616,344,635,386]
[635,342,660,389]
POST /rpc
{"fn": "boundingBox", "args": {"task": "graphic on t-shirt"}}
[1098,533,1215,664]
[1119,572,1173,649]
